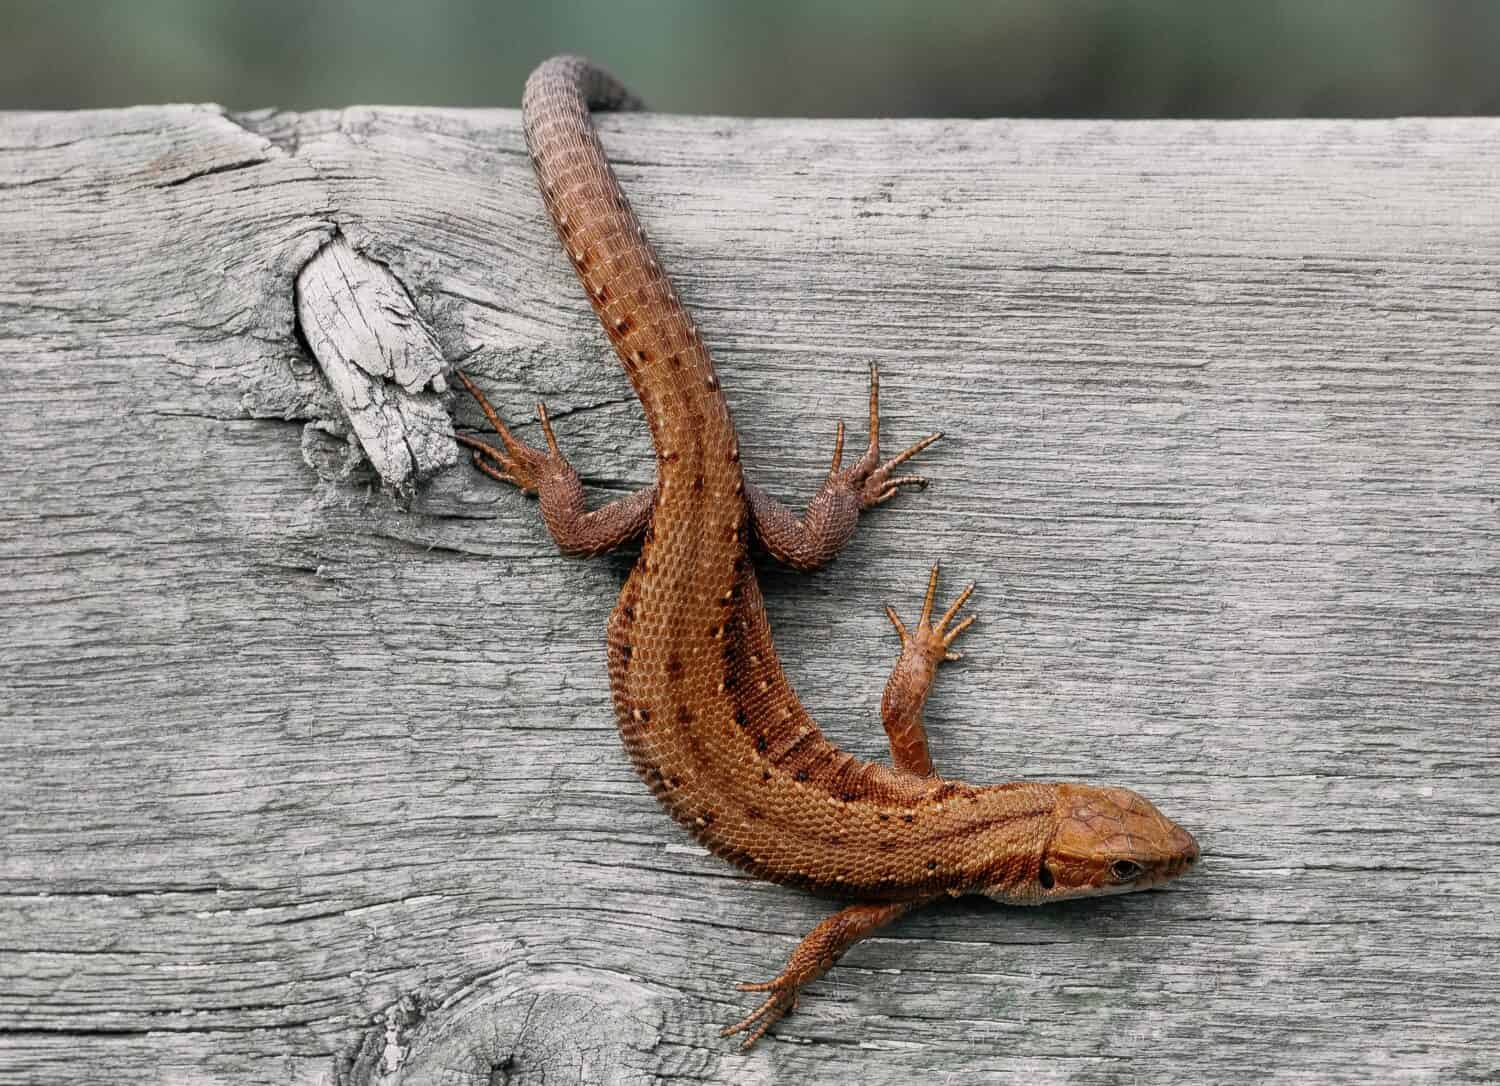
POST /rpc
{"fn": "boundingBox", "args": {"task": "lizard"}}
[454,54,1201,1050]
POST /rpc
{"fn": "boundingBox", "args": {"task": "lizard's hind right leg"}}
[454,369,656,556]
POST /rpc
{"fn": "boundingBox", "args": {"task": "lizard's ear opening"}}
[1038,862,1055,890]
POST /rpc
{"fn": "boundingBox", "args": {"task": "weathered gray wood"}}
[2,103,1498,1086]
[295,233,455,488]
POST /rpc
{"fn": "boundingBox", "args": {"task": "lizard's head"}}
[989,783,1199,904]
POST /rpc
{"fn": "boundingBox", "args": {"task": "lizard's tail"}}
[524,56,767,861]
[521,56,742,502]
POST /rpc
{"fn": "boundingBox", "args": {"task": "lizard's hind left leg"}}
[454,369,656,556]
[747,364,942,571]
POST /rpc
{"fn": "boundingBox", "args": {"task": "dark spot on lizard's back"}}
[676,705,694,726]
[778,730,814,765]
[666,652,683,677]
[693,474,704,492]
[616,582,639,626]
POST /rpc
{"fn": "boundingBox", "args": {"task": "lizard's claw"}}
[828,364,942,510]
[886,562,976,663]
[453,369,567,495]
[721,976,802,1051]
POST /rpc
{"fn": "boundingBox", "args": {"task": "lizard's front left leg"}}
[748,365,941,571]
[880,564,975,777]
[454,370,656,556]
[721,898,931,1050]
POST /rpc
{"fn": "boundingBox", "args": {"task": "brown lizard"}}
[455,54,1200,1050]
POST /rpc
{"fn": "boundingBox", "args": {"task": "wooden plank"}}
[2,103,1497,1085]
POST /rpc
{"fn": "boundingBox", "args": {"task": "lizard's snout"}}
[1163,825,1200,878]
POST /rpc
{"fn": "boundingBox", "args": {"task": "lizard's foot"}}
[452,370,656,555]
[745,365,944,572]
[719,975,802,1051]
[878,563,975,775]
[453,369,573,495]
[885,562,977,664]
[831,364,943,509]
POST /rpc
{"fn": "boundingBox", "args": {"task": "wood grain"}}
[2,104,1497,1085]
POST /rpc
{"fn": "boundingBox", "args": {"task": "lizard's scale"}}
[475,55,1201,1047]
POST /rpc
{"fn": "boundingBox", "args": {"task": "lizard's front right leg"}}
[453,370,656,556]
[722,898,930,1050]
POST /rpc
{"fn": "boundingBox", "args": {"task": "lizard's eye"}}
[1109,860,1143,882]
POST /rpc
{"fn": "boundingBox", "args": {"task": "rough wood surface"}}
[2,103,1498,1085]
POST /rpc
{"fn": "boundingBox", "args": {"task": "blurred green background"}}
[5,0,1499,116]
